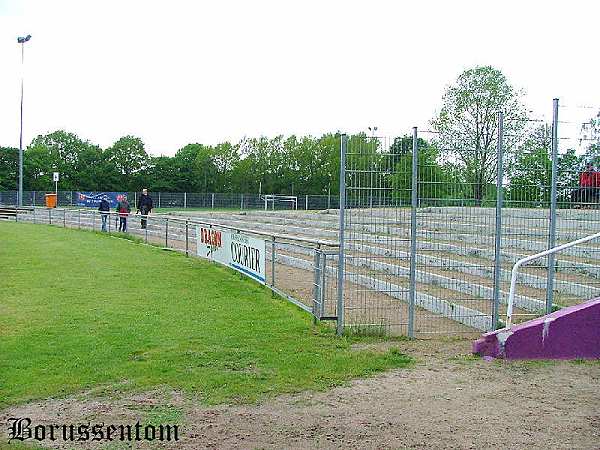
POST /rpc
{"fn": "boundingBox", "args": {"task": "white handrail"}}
[506,230,600,327]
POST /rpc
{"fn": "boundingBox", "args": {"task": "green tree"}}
[506,126,552,206]
[432,66,528,205]
[0,147,18,190]
[390,136,450,205]
[105,135,148,190]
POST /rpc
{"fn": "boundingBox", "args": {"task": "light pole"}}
[17,34,32,207]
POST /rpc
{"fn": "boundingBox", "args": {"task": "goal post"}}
[261,194,298,211]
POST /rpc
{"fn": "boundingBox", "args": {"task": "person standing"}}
[137,188,153,229]
[577,163,598,207]
[98,196,110,232]
[116,197,131,232]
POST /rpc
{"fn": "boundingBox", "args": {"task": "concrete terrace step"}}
[175,212,600,295]
[185,212,600,268]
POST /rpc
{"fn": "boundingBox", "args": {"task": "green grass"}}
[0,222,411,409]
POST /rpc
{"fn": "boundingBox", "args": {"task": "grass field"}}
[0,222,411,410]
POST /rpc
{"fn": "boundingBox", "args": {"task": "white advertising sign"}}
[196,226,266,284]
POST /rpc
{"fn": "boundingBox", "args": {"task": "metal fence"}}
[12,207,341,328]
[0,191,341,211]
[337,100,600,337]
[4,98,600,338]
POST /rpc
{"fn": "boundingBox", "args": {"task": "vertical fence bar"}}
[546,98,559,314]
[63,208,66,227]
[240,194,244,210]
[165,218,169,247]
[185,219,189,257]
[320,253,326,317]
[305,195,308,210]
[49,208,52,225]
[78,209,81,229]
[184,192,187,209]
[271,236,276,288]
[211,193,215,209]
[408,127,418,338]
[336,134,347,336]
[313,245,321,323]
[492,112,504,330]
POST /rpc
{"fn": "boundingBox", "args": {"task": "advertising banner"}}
[76,192,128,208]
[196,226,266,284]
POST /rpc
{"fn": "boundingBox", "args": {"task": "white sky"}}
[0,0,598,156]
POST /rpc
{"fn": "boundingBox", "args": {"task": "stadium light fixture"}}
[17,34,32,207]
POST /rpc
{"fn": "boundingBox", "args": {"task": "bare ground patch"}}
[2,339,599,449]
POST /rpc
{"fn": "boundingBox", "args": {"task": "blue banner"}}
[76,192,128,208]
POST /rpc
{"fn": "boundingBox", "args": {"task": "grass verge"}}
[0,222,411,409]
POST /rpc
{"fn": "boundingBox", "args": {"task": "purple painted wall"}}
[473,297,600,360]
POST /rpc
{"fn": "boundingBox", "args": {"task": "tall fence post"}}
[271,236,276,296]
[546,98,560,314]
[305,195,308,210]
[158,192,161,209]
[185,219,189,256]
[408,127,418,338]
[211,193,215,210]
[313,245,321,323]
[336,134,347,336]
[165,218,169,248]
[184,192,187,209]
[240,194,244,211]
[492,112,505,330]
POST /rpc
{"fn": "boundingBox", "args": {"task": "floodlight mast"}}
[17,34,32,207]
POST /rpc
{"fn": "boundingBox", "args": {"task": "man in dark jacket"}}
[137,188,153,229]
[98,196,110,232]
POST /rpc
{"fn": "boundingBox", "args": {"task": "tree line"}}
[0,66,598,205]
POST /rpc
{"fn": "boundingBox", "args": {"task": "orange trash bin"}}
[45,193,57,208]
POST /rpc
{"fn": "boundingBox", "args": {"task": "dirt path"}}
[2,339,599,449]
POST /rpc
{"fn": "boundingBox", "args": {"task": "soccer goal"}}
[261,194,298,211]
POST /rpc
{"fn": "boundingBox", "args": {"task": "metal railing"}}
[506,230,600,327]
[11,206,340,328]
[0,191,341,211]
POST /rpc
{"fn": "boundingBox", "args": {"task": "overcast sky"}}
[1,0,598,156]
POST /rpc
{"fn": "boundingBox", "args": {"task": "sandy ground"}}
[2,339,599,450]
